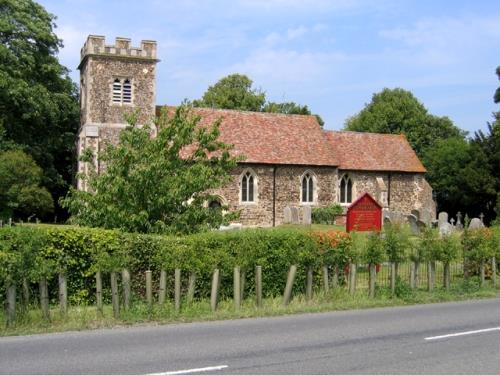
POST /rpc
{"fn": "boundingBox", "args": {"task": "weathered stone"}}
[302,205,312,225]
[468,218,484,230]
[438,212,449,227]
[439,222,453,237]
[283,206,292,224]
[383,215,392,228]
[411,209,420,220]
[407,214,420,235]
[291,207,299,224]
[456,211,463,229]
[417,220,427,231]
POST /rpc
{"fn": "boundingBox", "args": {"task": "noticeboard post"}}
[346,193,382,232]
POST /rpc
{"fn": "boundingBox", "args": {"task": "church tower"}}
[77,35,159,190]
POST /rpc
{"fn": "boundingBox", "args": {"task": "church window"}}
[112,78,133,104]
[241,170,256,203]
[301,172,314,203]
[339,175,353,204]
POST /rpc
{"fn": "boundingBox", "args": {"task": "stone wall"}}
[211,164,338,226]
[339,170,435,218]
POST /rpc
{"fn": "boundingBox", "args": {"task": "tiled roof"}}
[324,131,426,173]
[157,106,338,166]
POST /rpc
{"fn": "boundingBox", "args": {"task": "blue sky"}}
[39,0,500,133]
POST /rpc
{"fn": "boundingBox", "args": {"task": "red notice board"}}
[346,193,382,232]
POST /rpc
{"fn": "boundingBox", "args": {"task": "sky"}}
[39,0,500,134]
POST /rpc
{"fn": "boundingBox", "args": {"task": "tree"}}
[495,66,500,105]
[345,88,464,157]
[193,74,265,111]
[0,150,54,220]
[0,0,79,219]
[263,101,325,127]
[62,105,240,234]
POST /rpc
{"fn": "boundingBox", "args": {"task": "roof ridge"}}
[325,130,408,138]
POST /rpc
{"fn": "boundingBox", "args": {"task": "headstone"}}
[302,206,312,225]
[283,206,292,224]
[417,220,427,232]
[450,218,455,227]
[479,213,484,224]
[290,207,299,224]
[439,222,452,237]
[468,218,484,230]
[456,212,463,229]
[411,209,420,221]
[438,212,448,227]
[407,214,420,235]
[383,215,392,228]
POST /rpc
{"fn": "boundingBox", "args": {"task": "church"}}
[77,35,436,227]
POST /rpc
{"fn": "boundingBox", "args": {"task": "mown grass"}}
[2,280,497,337]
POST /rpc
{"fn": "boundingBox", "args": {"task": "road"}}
[2,299,500,375]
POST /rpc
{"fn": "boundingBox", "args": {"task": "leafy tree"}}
[193,74,265,111]
[62,105,240,234]
[0,0,79,219]
[263,101,325,126]
[0,150,54,220]
[345,88,464,157]
[495,66,500,105]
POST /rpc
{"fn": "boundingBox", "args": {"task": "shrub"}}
[311,204,343,224]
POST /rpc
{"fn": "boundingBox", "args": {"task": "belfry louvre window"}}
[112,78,132,104]
[241,171,255,202]
[339,175,353,204]
[301,173,314,203]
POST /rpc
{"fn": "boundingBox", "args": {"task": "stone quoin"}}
[77,35,436,227]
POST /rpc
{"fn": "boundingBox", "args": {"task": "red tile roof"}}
[157,106,338,166]
[324,131,426,173]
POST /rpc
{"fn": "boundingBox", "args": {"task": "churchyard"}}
[1,208,498,336]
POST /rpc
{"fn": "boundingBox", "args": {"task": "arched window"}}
[301,172,314,203]
[241,170,256,203]
[112,78,133,104]
[339,175,353,204]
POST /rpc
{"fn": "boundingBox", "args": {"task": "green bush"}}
[311,204,343,224]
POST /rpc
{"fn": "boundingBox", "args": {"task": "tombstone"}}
[438,212,448,227]
[468,218,484,230]
[302,206,312,225]
[450,218,455,227]
[479,213,485,224]
[411,209,420,221]
[283,206,292,224]
[456,212,463,230]
[383,215,392,228]
[439,222,453,237]
[416,220,427,232]
[290,207,299,224]
[407,214,420,235]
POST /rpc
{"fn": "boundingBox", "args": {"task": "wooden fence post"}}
[322,266,329,293]
[443,262,450,291]
[480,260,485,287]
[332,265,339,288]
[39,277,50,321]
[6,281,16,327]
[369,263,376,298]
[410,262,416,289]
[306,267,313,301]
[22,278,30,308]
[255,265,262,308]
[145,270,153,308]
[174,268,181,312]
[96,271,103,314]
[414,261,420,288]
[110,272,120,318]
[390,262,396,296]
[158,269,167,305]
[187,272,196,304]
[234,267,241,309]
[58,272,68,315]
[283,265,297,306]
[492,257,497,288]
[122,269,131,311]
[240,270,246,302]
[348,263,356,295]
[210,269,220,312]
[427,261,434,292]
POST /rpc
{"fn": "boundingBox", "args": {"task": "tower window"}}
[112,78,132,104]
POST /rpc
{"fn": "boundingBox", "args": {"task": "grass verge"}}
[1,280,498,337]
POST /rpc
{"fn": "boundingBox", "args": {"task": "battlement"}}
[79,35,157,67]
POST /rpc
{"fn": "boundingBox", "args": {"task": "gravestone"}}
[456,212,463,230]
[468,218,484,230]
[383,215,392,228]
[417,220,427,232]
[302,206,312,225]
[290,207,299,224]
[438,212,448,227]
[407,214,420,235]
[411,209,420,221]
[283,206,292,224]
[439,222,453,237]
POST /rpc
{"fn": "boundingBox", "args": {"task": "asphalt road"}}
[2,299,500,375]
